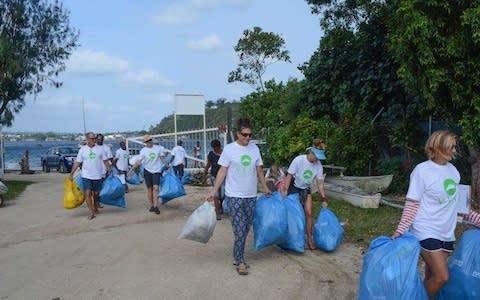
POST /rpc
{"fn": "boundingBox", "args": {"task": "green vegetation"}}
[312,195,475,250]
[2,180,33,201]
[0,0,79,126]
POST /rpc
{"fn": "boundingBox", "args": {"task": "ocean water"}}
[2,139,204,170]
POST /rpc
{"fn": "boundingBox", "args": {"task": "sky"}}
[7,0,322,134]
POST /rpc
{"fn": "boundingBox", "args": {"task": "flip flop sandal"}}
[236,264,248,275]
[233,262,250,268]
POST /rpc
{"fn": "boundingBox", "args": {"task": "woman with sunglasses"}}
[207,118,271,276]
[392,130,480,299]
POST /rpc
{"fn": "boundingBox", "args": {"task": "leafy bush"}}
[267,115,335,167]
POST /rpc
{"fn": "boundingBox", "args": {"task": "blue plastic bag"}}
[126,171,141,185]
[437,229,480,300]
[99,176,126,208]
[313,207,344,252]
[253,192,288,251]
[75,174,85,192]
[277,193,305,253]
[181,171,191,184]
[357,232,427,300]
[159,172,186,204]
[222,197,229,214]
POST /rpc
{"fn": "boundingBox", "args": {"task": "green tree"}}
[0,0,79,126]
[388,0,480,205]
[228,26,291,92]
[302,0,424,175]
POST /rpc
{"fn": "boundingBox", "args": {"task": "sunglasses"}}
[239,132,252,138]
[145,139,153,143]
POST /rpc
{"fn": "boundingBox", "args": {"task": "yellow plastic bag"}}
[63,177,84,209]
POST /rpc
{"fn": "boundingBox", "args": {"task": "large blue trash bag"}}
[313,207,344,252]
[126,169,141,185]
[138,164,145,183]
[357,232,427,300]
[181,171,191,184]
[253,192,288,251]
[277,193,305,253]
[99,176,126,208]
[437,229,480,300]
[159,172,186,204]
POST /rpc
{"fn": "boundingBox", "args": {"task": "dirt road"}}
[0,172,362,299]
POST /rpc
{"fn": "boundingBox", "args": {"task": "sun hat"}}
[143,134,153,143]
[309,147,326,160]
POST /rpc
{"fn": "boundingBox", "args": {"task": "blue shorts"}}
[420,238,454,253]
[82,178,103,192]
[143,169,161,188]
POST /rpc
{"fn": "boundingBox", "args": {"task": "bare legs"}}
[85,189,95,219]
[420,249,449,300]
[147,185,160,208]
[304,195,315,250]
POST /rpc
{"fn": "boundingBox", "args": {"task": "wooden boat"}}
[325,174,393,193]
[324,182,381,208]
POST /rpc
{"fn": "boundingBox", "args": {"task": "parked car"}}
[40,146,78,173]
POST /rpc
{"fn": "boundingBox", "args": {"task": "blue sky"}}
[7,0,322,134]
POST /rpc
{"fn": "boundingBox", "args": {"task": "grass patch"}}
[312,195,401,250]
[2,180,34,201]
[312,195,477,250]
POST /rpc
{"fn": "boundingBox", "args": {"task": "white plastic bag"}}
[178,201,216,243]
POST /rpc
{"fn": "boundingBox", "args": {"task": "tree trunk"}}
[468,145,480,209]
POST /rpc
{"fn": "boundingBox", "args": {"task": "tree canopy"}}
[228,26,291,92]
[0,0,79,126]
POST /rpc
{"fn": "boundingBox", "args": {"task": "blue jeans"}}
[226,195,256,264]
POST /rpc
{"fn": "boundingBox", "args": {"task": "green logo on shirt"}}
[240,155,251,166]
[443,178,457,196]
[303,169,313,180]
[89,152,96,160]
[149,152,156,160]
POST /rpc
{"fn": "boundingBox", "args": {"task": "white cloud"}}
[67,50,129,75]
[152,3,199,25]
[187,34,223,51]
[152,0,250,26]
[190,0,250,9]
[119,69,173,87]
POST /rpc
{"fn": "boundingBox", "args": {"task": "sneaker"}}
[149,206,155,212]
[153,206,160,214]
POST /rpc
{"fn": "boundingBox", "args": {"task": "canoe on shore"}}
[324,182,381,208]
[325,174,393,193]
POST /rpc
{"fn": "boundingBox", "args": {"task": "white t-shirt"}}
[139,145,166,173]
[97,144,113,175]
[171,145,186,166]
[407,160,460,241]
[218,141,263,198]
[115,148,129,171]
[287,155,324,189]
[75,145,107,180]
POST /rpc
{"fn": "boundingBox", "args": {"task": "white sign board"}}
[457,184,470,214]
[175,94,205,115]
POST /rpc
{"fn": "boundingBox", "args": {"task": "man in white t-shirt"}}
[96,133,113,178]
[69,132,112,220]
[113,141,129,192]
[170,140,186,180]
[282,147,328,251]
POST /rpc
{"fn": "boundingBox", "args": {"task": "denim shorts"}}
[420,238,454,253]
[82,178,103,192]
